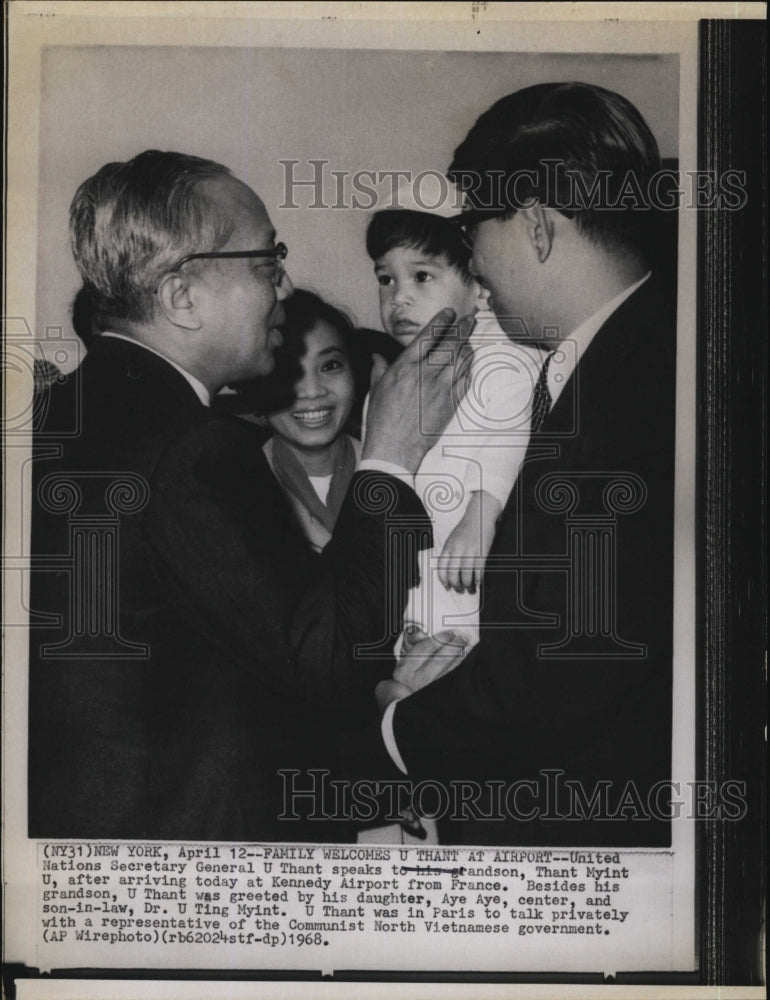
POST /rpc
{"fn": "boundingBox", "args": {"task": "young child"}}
[261,289,361,553]
[366,206,542,654]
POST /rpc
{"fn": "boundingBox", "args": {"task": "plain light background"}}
[37,46,678,357]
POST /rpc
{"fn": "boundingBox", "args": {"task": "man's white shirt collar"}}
[100,331,211,407]
[547,271,651,406]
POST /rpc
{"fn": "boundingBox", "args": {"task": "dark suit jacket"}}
[28,336,424,841]
[392,279,676,846]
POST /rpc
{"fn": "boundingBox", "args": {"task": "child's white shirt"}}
[363,312,542,649]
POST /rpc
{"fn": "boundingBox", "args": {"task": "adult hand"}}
[393,629,467,694]
[375,677,412,713]
[368,353,389,388]
[375,628,466,711]
[362,310,475,473]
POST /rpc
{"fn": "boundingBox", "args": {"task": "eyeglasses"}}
[450,208,512,251]
[450,209,509,253]
[451,201,575,251]
[168,241,288,285]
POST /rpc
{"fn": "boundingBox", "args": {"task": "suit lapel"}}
[489,278,669,561]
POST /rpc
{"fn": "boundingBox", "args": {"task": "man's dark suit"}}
[392,279,676,845]
[28,336,422,841]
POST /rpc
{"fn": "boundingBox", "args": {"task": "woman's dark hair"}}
[71,286,98,348]
[232,289,370,421]
[279,289,356,356]
[366,210,472,282]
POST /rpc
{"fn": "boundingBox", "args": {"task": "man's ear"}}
[520,201,554,264]
[155,272,202,330]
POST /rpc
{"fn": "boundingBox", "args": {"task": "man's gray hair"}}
[70,150,234,323]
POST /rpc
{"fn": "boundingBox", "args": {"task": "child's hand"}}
[437,519,484,593]
[436,490,501,593]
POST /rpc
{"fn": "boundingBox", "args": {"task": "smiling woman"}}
[260,289,362,553]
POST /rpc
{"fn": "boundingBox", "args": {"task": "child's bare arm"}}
[436,489,502,593]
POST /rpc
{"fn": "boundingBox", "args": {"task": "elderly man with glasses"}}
[28,150,472,841]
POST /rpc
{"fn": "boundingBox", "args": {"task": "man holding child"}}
[377,82,675,846]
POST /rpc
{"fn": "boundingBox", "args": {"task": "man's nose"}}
[469,259,489,291]
[276,269,294,300]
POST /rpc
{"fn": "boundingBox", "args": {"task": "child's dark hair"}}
[366,210,473,282]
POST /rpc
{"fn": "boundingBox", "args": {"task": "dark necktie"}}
[531,351,554,433]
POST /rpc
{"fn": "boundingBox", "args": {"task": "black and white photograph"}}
[3,2,765,996]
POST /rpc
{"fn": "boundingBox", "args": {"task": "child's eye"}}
[414,271,434,283]
[377,274,392,287]
[321,359,345,373]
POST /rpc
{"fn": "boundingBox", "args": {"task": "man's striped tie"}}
[531,351,554,432]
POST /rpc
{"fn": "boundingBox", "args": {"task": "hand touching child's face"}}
[375,246,481,346]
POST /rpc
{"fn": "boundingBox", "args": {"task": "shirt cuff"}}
[358,460,415,494]
[381,701,408,774]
